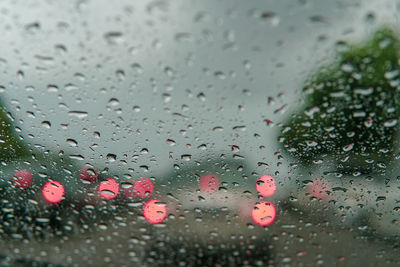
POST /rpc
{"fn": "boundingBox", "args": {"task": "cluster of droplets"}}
[10,165,166,225]
[199,173,278,227]
[12,166,281,227]
[306,178,332,203]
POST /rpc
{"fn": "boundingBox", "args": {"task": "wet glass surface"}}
[0,0,400,266]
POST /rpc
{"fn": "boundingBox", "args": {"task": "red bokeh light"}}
[98,178,119,200]
[134,177,154,198]
[256,175,276,197]
[252,201,276,226]
[199,174,220,193]
[42,181,65,204]
[307,178,331,202]
[79,165,99,184]
[12,169,33,189]
[121,177,154,198]
[143,199,167,224]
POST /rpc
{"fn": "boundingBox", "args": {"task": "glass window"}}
[0,0,399,265]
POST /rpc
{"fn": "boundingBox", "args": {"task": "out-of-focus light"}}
[199,174,220,193]
[79,165,99,184]
[134,177,154,198]
[143,199,167,224]
[12,169,33,189]
[308,178,331,202]
[42,181,65,203]
[98,178,119,199]
[121,177,154,198]
[256,175,276,197]
[252,201,276,226]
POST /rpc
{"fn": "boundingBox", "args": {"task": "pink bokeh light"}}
[143,199,167,224]
[252,201,276,226]
[42,181,65,204]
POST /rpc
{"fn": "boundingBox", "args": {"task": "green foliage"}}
[280,28,400,171]
[0,99,30,161]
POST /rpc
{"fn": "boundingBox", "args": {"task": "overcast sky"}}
[0,0,398,185]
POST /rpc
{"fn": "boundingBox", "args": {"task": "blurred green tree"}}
[279,28,400,173]
[0,99,30,161]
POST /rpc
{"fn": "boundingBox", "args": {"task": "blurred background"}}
[0,0,400,266]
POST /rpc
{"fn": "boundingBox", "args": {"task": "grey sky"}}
[0,0,398,183]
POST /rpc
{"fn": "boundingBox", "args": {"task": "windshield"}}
[1,0,400,266]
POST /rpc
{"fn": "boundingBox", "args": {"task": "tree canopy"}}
[279,28,400,173]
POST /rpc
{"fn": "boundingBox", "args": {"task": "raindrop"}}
[79,165,99,184]
[115,70,125,81]
[162,93,171,103]
[107,154,117,162]
[98,178,119,200]
[42,181,65,203]
[197,92,206,101]
[166,139,176,146]
[134,177,154,198]
[47,84,59,93]
[384,119,397,128]
[108,98,120,106]
[343,143,354,152]
[199,174,220,193]
[12,169,33,189]
[252,201,276,226]
[104,31,124,45]
[121,180,135,198]
[69,154,85,160]
[41,121,51,129]
[260,11,280,26]
[256,175,276,197]
[65,83,79,91]
[25,22,40,34]
[68,111,88,119]
[181,154,192,161]
[131,63,143,74]
[143,199,167,224]
[66,138,78,147]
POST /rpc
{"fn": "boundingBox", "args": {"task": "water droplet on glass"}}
[199,174,220,193]
[98,178,119,200]
[66,138,78,147]
[68,111,88,119]
[108,98,120,106]
[252,201,276,226]
[104,31,124,45]
[79,165,99,184]
[256,175,276,197]
[260,11,280,26]
[12,169,33,189]
[42,181,65,203]
[134,177,154,198]
[143,199,167,224]
[181,154,192,161]
[41,121,51,129]
[107,154,117,162]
